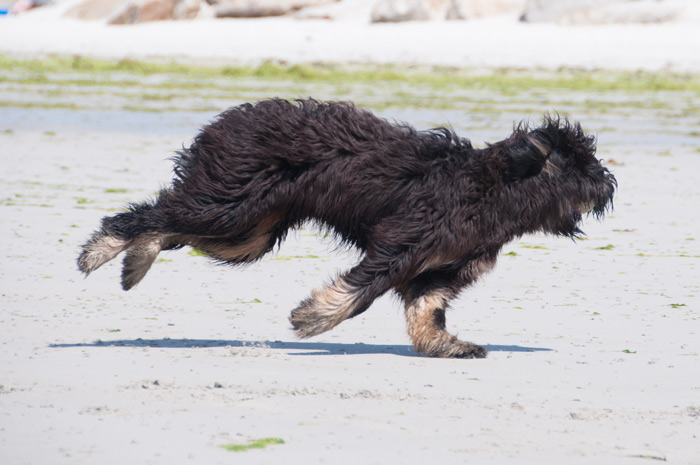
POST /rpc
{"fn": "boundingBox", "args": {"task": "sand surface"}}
[1,4,700,465]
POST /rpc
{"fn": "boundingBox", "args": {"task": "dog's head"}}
[499,116,617,237]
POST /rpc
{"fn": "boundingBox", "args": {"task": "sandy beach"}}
[1,3,700,464]
[2,0,700,71]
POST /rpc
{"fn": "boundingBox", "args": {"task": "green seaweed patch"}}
[504,251,518,256]
[104,188,129,194]
[11,312,34,318]
[273,254,321,261]
[628,454,667,461]
[187,248,208,257]
[141,93,176,101]
[622,349,637,354]
[2,54,700,92]
[221,438,285,452]
[0,100,82,110]
[595,244,615,250]
[669,303,687,309]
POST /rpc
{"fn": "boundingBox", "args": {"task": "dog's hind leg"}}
[78,203,156,276]
[121,236,170,290]
[78,232,131,276]
[183,214,283,265]
[78,202,172,290]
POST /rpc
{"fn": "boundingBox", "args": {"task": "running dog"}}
[78,98,616,358]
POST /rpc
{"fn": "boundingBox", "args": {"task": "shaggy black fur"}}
[78,98,616,358]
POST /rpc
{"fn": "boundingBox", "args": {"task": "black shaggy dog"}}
[78,98,616,358]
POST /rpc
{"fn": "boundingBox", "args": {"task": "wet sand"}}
[2,91,699,463]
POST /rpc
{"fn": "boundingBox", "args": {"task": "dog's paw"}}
[290,280,361,338]
[416,337,487,359]
[289,300,333,338]
[450,342,488,359]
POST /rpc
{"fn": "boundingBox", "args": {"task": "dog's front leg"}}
[399,258,496,359]
[289,258,392,338]
[403,289,487,359]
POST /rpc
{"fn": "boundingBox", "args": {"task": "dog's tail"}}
[77,201,168,290]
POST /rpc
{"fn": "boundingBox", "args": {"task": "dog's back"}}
[77,99,430,286]
[166,98,471,247]
[78,99,478,289]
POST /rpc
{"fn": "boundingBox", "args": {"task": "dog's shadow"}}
[50,338,551,356]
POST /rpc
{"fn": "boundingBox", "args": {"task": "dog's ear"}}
[507,130,551,180]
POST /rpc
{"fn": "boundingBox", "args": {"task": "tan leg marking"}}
[188,213,280,262]
[79,234,129,274]
[121,236,166,290]
[290,276,360,338]
[405,290,486,358]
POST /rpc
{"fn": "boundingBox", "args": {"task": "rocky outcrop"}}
[59,0,700,24]
[65,0,212,24]
[446,0,525,21]
[521,0,699,24]
[371,0,449,22]
[520,0,606,23]
[207,0,334,17]
[293,0,375,21]
[371,0,525,22]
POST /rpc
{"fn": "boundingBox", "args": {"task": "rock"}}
[207,0,334,18]
[371,0,523,22]
[520,0,697,24]
[371,0,450,22]
[108,3,140,23]
[520,0,607,23]
[66,0,121,20]
[65,0,208,23]
[446,0,526,20]
[174,0,204,19]
[11,0,51,14]
[293,0,375,21]
[138,0,176,22]
[564,0,694,25]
